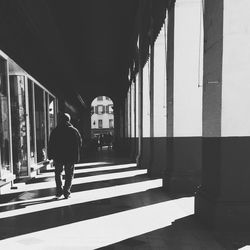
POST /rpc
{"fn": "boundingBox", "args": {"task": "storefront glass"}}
[35,85,46,163]
[10,75,28,177]
[28,79,35,165]
[0,57,11,178]
[45,92,49,150]
[49,95,56,134]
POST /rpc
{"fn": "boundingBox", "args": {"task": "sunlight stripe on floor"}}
[0,178,163,218]
[0,197,194,250]
[75,162,109,167]
[1,169,147,194]
[37,163,137,178]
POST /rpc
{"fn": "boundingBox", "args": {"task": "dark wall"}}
[120,136,202,195]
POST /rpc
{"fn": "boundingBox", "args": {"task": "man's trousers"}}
[54,162,75,196]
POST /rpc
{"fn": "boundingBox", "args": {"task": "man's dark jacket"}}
[48,122,82,164]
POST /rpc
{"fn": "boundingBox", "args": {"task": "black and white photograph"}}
[0,0,249,249]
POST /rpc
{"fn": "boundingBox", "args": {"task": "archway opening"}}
[91,96,114,151]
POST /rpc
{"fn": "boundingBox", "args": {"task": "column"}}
[166,0,203,193]
[195,0,250,230]
[136,37,144,167]
[166,4,174,138]
[149,21,168,178]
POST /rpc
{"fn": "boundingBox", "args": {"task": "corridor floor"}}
[0,149,245,249]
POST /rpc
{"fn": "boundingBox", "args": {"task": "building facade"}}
[91,96,114,139]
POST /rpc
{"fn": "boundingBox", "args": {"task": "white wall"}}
[143,61,150,137]
[221,0,250,136]
[154,24,167,137]
[173,0,203,137]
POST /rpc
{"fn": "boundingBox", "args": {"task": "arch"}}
[90,96,114,150]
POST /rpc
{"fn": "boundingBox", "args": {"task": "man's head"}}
[58,112,71,124]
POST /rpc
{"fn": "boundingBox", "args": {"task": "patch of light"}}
[37,163,137,178]
[75,162,109,167]
[0,197,194,249]
[2,169,147,194]
[239,247,250,250]
[0,178,162,219]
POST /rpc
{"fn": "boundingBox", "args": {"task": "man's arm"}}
[73,127,82,147]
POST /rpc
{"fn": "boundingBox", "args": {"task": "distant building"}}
[91,96,114,139]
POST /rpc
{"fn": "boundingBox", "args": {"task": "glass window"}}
[97,96,103,101]
[10,75,28,177]
[98,119,103,128]
[28,79,35,164]
[49,95,56,135]
[109,119,113,128]
[97,105,104,114]
[108,105,113,114]
[45,92,49,151]
[0,57,11,178]
[35,85,46,162]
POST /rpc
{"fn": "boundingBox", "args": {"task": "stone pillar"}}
[195,0,250,230]
[113,100,121,150]
[165,0,203,193]
[136,37,144,167]
[124,95,128,138]
[166,3,175,138]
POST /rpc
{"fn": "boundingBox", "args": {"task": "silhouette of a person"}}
[48,113,82,199]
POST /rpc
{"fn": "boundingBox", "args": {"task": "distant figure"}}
[98,134,104,150]
[48,113,82,199]
[106,133,112,150]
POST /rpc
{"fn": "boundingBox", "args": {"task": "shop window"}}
[28,79,35,164]
[0,57,11,178]
[10,75,28,177]
[35,85,46,163]
[49,95,56,134]
[45,93,49,147]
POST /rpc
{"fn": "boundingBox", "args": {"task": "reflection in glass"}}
[35,85,46,162]
[0,58,11,178]
[45,92,49,152]
[28,79,35,165]
[10,75,28,177]
[49,95,56,134]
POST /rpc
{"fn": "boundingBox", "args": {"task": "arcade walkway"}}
[0,149,236,250]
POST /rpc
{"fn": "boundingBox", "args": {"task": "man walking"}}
[48,113,82,199]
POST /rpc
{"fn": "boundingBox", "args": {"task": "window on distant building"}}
[109,119,113,128]
[98,119,103,128]
[97,105,104,114]
[108,105,113,114]
[106,97,110,100]
[105,105,113,114]
[97,96,103,101]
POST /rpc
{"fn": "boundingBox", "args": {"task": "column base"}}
[195,189,250,231]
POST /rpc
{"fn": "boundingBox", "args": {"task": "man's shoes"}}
[64,193,71,199]
[55,190,63,199]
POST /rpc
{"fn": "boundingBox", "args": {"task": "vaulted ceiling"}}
[0,0,169,108]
